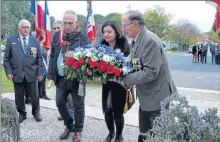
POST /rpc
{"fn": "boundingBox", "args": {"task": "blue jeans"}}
[56,77,85,132]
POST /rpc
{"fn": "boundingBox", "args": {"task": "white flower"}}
[103,55,111,62]
[110,56,116,62]
[174,117,179,123]
[115,48,121,53]
[84,48,92,53]
[122,67,129,74]
[86,52,92,57]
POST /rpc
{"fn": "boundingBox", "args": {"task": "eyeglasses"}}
[122,22,134,29]
[53,27,61,30]
[21,26,30,29]
[63,21,73,25]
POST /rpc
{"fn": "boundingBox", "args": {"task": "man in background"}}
[202,43,208,64]
[210,43,216,64]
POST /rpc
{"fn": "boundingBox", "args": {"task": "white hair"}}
[123,10,145,26]
[64,10,77,20]
[53,20,63,27]
[18,19,31,28]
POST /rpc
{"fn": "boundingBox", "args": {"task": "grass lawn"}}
[1,67,14,94]
[0,67,101,94]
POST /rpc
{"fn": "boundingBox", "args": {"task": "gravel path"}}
[20,104,139,142]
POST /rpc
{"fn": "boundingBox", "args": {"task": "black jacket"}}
[4,34,43,83]
[47,31,89,85]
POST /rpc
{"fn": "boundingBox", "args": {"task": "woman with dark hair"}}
[192,44,197,63]
[100,20,130,142]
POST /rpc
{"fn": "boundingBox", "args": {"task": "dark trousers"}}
[202,53,207,63]
[56,77,85,132]
[102,82,127,136]
[24,85,30,100]
[66,94,75,115]
[219,55,220,64]
[104,108,124,135]
[13,77,40,116]
[197,52,202,62]
[211,54,215,64]
[216,55,220,64]
[38,75,46,98]
[57,93,75,117]
[139,107,161,133]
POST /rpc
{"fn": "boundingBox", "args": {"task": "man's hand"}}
[7,74,13,80]
[37,76,43,82]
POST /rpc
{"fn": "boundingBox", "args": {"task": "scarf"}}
[60,27,80,60]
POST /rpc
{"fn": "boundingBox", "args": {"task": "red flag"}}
[86,0,96,44]
[43,0,51,51]
[216,10,220,33]
[213,0,220,5]
[212,0,220,33]
[31,0,51,52]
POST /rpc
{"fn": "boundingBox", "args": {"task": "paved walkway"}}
[1,86,220,142]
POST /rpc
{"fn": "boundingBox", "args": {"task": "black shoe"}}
[103,132,115,142]
[138,135,146,142]
[25,98,31,104]
[59,127,74,140]
[42,96,51,100]
[58,116,63,121]
[19,115,27,123]
[34,115,42,122]
[114,134,123,142]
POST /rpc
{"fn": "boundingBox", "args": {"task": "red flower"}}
[67,57,75,66]
[64,60,68,66]
[107,65,116,74]
[83,70,89,75]
[115,69,121,77]
[98,61,108,73]
[78,57,85,66]
[88,58,98,69]
[72,61,79,70]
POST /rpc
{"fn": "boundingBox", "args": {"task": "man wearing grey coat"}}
[3,19,43,123]
[122,10,177,142]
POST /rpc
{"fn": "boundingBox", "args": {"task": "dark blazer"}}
[192,45,197,54]
[47,31,89,85]
[124,28,177,111]
[3,33,43,83]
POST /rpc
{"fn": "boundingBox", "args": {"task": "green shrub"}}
[146,93,220,142]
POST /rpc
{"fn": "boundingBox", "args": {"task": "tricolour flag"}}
[86,0,96,44]
[43,0,51,50]
[31,0,51,51]
[206,0,220,33]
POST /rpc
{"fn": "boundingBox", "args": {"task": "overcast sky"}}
[47,1,216,33]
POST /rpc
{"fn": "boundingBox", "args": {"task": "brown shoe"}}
[60,127,71,140]
[72,132,81,142]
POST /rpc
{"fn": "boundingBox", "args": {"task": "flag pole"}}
[86,0,96,45]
